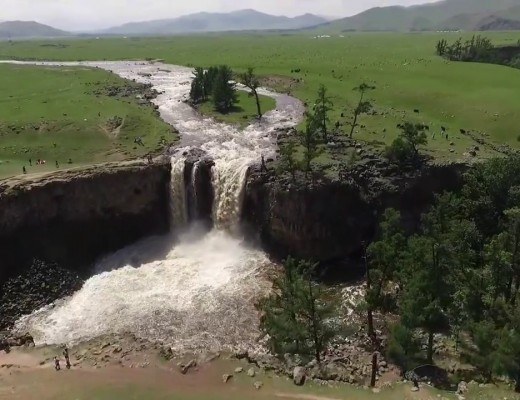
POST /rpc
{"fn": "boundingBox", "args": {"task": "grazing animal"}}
[414,109,420,113]
[460,129,466,134]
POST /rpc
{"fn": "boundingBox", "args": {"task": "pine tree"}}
[189,67,206,104]
[277,139,299,180]
[212,65,237,113]
[300,111,321,178]
[366,209,407,337]
[259,257,338,364]
[241,67,262,118]
[313,84,333,141]
[348,83,375,139]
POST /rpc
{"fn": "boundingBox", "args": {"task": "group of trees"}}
[190,66,264,116]
[436,35,494,62]
[278,82,376,179]
[189,65,237,113]
[365,154,520,390]
[436,35,520,70]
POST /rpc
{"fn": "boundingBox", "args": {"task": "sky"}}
[0,0,440,31]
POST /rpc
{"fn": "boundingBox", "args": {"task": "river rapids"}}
[7,61,304,353]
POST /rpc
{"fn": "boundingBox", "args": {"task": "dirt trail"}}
[276,393,343,400]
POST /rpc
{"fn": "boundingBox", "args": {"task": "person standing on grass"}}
[22,166,27,175]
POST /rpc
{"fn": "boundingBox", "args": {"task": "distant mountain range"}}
[0,21,68,39]
[318,0,520,32]
[2,0,520,39]
[104,9,327,35]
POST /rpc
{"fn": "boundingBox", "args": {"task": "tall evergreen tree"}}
[189,67,206,104]
[212,65,237,113]
[313,84,333,142]
[259,257,338,364]
[241,67,263,118]
[348,83,375,139]
[366,209,407,337]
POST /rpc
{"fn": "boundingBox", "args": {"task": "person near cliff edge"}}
[63,347,71,369]
[261,155,267,172]
[54,356,61,371]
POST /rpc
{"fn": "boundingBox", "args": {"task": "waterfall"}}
[170,157,188,228]
[189,161,200,222]
[211,159,250,232]
[10,60,304,353]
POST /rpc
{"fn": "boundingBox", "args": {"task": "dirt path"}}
[275,393,343,400]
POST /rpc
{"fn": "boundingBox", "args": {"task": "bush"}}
[385,137,414,165]
[386,322,420,370]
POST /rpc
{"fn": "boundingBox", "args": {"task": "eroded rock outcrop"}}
[0,161,171,287]
[243,161,467,264]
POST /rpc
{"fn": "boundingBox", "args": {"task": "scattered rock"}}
[247,368,256,377]
[293,366,306,386]
[222,374,233,383]
[457,381,468,395]
[234,367,243,374]
[411,386,419,392]
[180,359,197,375]
[254,381,263,390]
[159,346,173,360]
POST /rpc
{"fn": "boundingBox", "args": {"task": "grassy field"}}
[2,32,520,162]
[197,90,276,127]
[0,63,177,178]
[0,32,520,178]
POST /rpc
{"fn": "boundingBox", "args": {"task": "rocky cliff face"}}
[243,162,467,264]
[0,162,171,286]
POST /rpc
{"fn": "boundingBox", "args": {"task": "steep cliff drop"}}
[11,61,304,353]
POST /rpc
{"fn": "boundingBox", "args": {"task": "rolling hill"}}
[0,21,69,39]
[318,0,520,32]
[104,9,327,35]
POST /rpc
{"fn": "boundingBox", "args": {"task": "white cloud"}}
[0,0,439,31]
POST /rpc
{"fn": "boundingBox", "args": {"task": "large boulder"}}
[293,366,306,386]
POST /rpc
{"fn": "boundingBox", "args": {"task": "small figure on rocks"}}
[63,347,71,369]
[23,166,27,175]
[29,158,32,166]
[56,160,59,169]
[54,356,61,371]
[261,155,267,172]
[147,154,153,164]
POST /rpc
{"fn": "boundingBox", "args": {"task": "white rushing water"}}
[8,60,304,351]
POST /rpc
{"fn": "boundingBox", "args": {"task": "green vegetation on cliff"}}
[364,154,520,390]
[0,63,176,178]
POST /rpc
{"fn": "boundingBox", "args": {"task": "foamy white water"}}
[16,230,273,352]
[6,60,304,351]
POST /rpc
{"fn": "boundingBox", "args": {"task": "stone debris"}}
[247,367,256,377]
[253,381,263,390]
[293,366,306,386]
[180,359,197,375]
[222,374,233,383]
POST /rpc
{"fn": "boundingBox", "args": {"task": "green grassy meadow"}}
[1,32,520,176]
[197,90,276,127]
[0,63,177,177]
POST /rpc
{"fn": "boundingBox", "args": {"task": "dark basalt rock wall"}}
[242,162,467,263]
[0,162,171,287]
